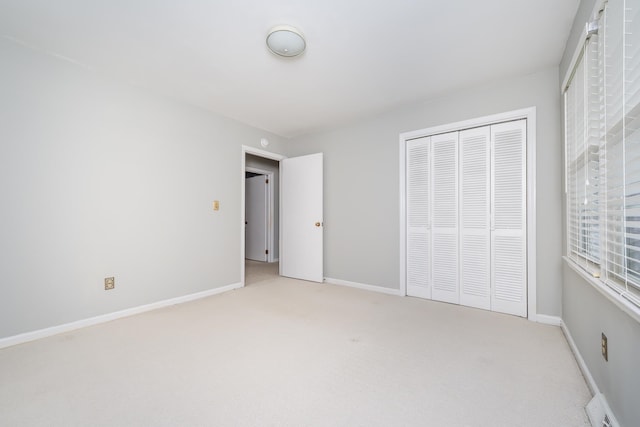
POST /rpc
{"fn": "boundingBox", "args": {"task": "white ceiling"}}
[0,0,580,138]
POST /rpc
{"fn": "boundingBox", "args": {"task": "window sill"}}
[564,256,640,324]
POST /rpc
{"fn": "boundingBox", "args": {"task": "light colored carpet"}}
[0,266,590,426]
[245,259,280,285]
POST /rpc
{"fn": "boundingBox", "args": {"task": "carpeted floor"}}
[0,262,591,426]
[245,259,280,285]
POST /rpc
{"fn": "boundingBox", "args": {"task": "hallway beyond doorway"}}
[245,260,279,285]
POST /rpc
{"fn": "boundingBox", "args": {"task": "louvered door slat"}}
[431,131,459,304]
[491,120,527,317]
[459,127,491,310]
[406,137,431,298]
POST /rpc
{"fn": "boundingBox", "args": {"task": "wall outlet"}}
[104,277,115,290]
[601,333,608,361]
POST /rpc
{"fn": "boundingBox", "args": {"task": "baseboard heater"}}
[586,393,619,427]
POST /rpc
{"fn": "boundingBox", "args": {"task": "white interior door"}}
[406,137,431,298]
[491,120,527,317]
[245,175,268,262]
[281,153,323,282]
[431,131,459,304]
[402,112,530,318]
[459,126,491,310]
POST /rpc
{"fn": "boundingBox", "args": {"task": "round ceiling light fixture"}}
[266,25,306,57]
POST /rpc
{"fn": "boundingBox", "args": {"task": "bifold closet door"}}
[459,127,491,310]
[406,137,431,298]
[404,119,527,317]
[491,120,527,317]
[431,131,459,304]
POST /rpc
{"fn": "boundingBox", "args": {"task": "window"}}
[564,0,640,308]
[566,36,601,268]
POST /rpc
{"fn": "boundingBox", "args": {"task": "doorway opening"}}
[241,147,285,287]
[245,167,275,263]
[241,146,325,287]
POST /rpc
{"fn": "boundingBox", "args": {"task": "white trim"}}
[564,257,640,324]
[536,314,562,326]
[563,319,621,425]
[0,282,242,350]
[241,145,286,287]
[242,145,286,162]
[399,107,537,321]
[324,277,403,296]
[526,110,537,322]
[400,108,535,142]
[561,31,587,93]
[560,0,607,93]
[560,319,599,396]
[561,319,620,427]
[245,166,272,175]
[399,135,407,296]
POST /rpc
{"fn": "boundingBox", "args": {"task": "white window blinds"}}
[565,0,640,307]
[566,34,600,268]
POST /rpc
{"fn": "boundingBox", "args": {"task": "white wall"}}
[288,67,563,317]
[559,0,640,425]
[0,38,286,339]
[563,265,640,426]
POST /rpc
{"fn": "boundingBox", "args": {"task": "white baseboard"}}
[0,282,242,350]
[324,277,403,296]
[560,320,599,397]
[536,314,562,326]
[561,320,622,426]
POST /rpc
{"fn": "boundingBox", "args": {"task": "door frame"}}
[245,167,275,263]
[241,146,286,287]
[398,107,538,321]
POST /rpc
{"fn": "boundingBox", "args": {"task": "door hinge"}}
[265,178,269,184]
[265,249,269,254]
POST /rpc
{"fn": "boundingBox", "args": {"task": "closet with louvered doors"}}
[405,119,527,317]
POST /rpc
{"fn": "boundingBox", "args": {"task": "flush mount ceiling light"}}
[266,25,306,57]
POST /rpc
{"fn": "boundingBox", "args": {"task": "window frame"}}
[563,0,640,317]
